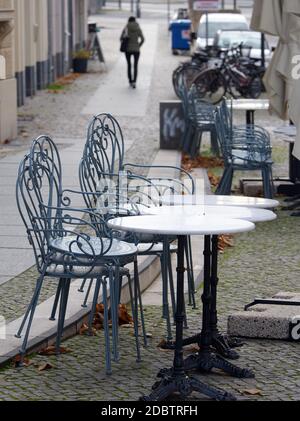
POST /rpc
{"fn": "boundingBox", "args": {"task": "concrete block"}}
[228,292,300,340]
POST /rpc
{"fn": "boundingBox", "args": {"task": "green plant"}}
[73,49,91,60]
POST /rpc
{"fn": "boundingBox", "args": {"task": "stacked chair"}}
[15,118,197,375]
[215,101,274,199]
[177,75,220,158]
[78,114,196,342]
[16,136,145,374]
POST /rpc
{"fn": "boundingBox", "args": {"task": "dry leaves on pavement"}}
[218,235,234,253]
[38,363,53,372]
[38,346,72,356]
[239,388,263,397]
[13,355,33,368]
[80,304,134,335]
[207,171,221,188]
[182,155,224,172]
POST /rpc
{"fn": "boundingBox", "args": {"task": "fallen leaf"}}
[38,346,72,356]
[207,171,221,188]
[38,363,53,372]
[218,235,234,253]
[118,304,133,325]
[240,388,263,396]
[79,323,97,336]
[13,355,33,368]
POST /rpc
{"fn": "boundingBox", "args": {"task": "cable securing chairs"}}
[15,135,142,374]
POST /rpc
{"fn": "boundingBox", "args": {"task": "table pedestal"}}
[141,236,236,401]
[183,236,254,379]
[163,236,249,365]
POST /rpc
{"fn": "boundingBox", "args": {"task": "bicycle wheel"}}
[173,66,183,97]
[248,76,262,99]
[192,69,226,104]
[173,64,205,99]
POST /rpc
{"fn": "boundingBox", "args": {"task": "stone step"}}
[228,291,300,341]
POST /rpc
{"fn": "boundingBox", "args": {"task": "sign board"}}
[193,0,220,11]
[160,101,185,150]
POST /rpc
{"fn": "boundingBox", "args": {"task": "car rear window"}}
[218,32,270,49]
[198,21,248,38]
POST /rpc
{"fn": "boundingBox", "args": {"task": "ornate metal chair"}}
[79,113,196,341]
[15,136,141,374]
[215,106,274,198]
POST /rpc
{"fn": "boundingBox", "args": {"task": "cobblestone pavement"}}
[0,210,300,401]
[0,7,299,402]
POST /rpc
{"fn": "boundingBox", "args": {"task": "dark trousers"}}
[125,52,140,83]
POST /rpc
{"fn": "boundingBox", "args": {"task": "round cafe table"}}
[108,215,255,401]
[156,194,279,209]
[139,205,276,359]
[142,204,277,222]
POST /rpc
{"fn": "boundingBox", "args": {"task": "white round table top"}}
[228,99,270,111]
[108,215,255,236]
[141,205,277,224]
[157,194,279,209]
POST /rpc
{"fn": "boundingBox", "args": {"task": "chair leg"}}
[88,278,101,335]
[182,124,194,152]
[262,165,274,199]
[18,274,44,357]
[55,279,71,353]
[101,278,112,375]
[16,275,45,339]
[82,279,93,308]
[108,267,119,362]
[216,166,233,195]
[78,279,87,293]
[185,237,196,310]
[190,130,202,158]
[126,273,141,362]
[49,278,64,321]
[211,128,220,157]
[134,257,148,347]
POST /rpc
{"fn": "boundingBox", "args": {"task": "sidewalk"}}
[0,12,203,367]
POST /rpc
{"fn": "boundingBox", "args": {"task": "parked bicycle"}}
[191,45,264,104]
[172,47,219,98]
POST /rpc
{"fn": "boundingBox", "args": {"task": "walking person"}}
[120,17,145,89]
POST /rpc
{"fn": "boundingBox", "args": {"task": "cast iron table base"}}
[161,235,246,361]
[141,236,237,402]
[141,369,236,401]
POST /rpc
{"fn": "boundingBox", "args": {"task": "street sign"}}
[193,0,220,11]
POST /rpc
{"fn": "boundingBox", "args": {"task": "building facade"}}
[0,0,88,144]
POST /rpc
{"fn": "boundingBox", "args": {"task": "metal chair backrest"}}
[219,99,233,137]
[85,113,125,176]
[17,136,114,273]
[214,108,232,162]
[188,84,216,124]
[16,136,63,272]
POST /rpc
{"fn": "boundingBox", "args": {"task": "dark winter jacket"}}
[121,22,145,53]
